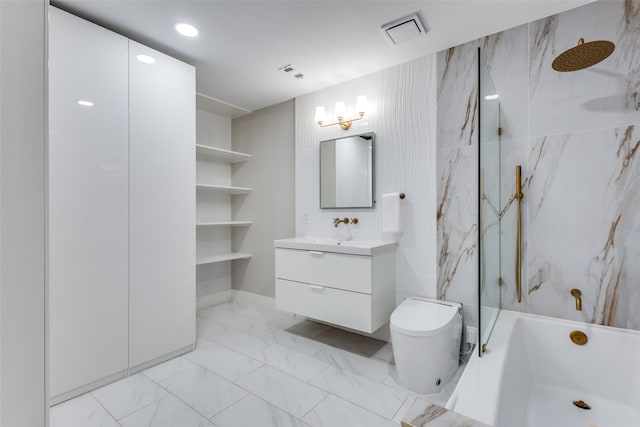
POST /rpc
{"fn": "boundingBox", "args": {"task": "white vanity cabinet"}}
[274,239,395,333]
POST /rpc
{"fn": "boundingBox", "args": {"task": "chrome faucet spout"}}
[570,288,582,311]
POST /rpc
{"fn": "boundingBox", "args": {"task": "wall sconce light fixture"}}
[314,96,367,130]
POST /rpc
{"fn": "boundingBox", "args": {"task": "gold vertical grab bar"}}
[515,165,524,303]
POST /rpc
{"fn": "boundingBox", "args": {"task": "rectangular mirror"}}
[320,132,375,209]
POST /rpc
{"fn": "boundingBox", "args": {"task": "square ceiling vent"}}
[382,13,426,45]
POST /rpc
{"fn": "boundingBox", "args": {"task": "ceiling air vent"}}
[381,13,426,45]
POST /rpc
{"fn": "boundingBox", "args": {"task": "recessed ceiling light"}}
[175,23,198,38]
[136,54,156,64]
[77,100,94,107]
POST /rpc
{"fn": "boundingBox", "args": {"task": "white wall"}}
[232,100,295,298]
[295,55,438,304]
[0,0,47,425]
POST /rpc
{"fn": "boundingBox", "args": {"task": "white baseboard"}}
[197,289,233,309]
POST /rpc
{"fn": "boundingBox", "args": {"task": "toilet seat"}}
[390,298,460,337]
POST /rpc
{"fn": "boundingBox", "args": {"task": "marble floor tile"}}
[392,396,417,424]
[196,315,227,338]
[302,395,397,427]
[206,326,272,357]
[313,328,387,357]
[91,373,169,420]
[198,307,275,337]
[185,338,263,381]
[235,366,327,418]
[118,394,214,427]
[313,346,393,382]
[283,320,332,338]
[50,393,120,427]
[267,330,327,356]
[143,356,199,383]
[372,343,395,364]
[383,365,464,407]
[309,366,407,420]
[212,394,309,427]
[252,344,329,381]
[160,364,248,419]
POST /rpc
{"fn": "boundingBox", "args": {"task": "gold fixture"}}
[399,193,405,199]
[515,165,524,303]
[333,217,349,227]
[552,38,615,72]
[350,218,359,225]
[315,96,367,130]
[482,344,487,353]
[572,400,591,410]
[570,330,588,345]
[571,288,582,311]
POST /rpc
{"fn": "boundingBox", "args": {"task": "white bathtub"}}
[447,310,640,427]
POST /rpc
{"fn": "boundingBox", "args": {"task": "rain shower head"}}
[551,38,615,72]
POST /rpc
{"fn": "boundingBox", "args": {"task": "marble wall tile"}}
[436,0,640,334]
[437,40,481,148]
[527,125,640,329]
[436,145,478,308]
[529,0,640,138]
[499,139,529,312]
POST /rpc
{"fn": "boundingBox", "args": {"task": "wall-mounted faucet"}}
[333,217,349,227]
[332,217,359,227]
[570,288,582,311]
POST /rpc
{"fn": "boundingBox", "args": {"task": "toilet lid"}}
[391,298,459,337]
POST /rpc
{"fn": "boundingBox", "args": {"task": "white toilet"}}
[390,297,462,394]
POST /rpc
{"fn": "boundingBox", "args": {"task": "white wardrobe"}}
[49,8,195,402]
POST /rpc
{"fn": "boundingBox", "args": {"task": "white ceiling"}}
[53,0,595,116]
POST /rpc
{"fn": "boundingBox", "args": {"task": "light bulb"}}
[334,101,346,119]
[314,106,326,124]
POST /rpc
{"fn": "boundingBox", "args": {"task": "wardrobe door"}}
[49,8,129,400]
[128,40,196,367]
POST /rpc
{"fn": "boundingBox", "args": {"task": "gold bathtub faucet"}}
[570,288,582,311]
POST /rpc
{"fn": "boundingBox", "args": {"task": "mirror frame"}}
[319,132,375,209]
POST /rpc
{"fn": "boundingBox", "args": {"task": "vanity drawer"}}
[275,279,374,333]
[275,248,371,294]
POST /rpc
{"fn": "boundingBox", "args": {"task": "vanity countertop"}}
[401,400,492,427]
[273,237,396,256]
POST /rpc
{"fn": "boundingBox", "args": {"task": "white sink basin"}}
[274,237,396,255]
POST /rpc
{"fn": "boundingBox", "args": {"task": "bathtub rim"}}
[446,309,640,426]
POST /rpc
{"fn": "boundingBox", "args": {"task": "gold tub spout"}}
[570,288,582,311]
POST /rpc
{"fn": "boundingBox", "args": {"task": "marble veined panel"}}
[436,145,478,312]
[437,40,481,148]
[529,0,640,138]
[527,125,640,330]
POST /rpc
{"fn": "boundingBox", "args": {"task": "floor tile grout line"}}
[141,369,238,422]
[298,391,330,420]
[91,374,169,423]
[307,367,410,421]
[86,391,123,425]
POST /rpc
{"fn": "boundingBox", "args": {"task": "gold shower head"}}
[552,38,615,72]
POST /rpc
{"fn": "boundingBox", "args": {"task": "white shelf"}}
[196,184,252,195]
[196,145,251,163]
[196,253,252,265]
[196,221,252,227]
[196,92,251,119]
